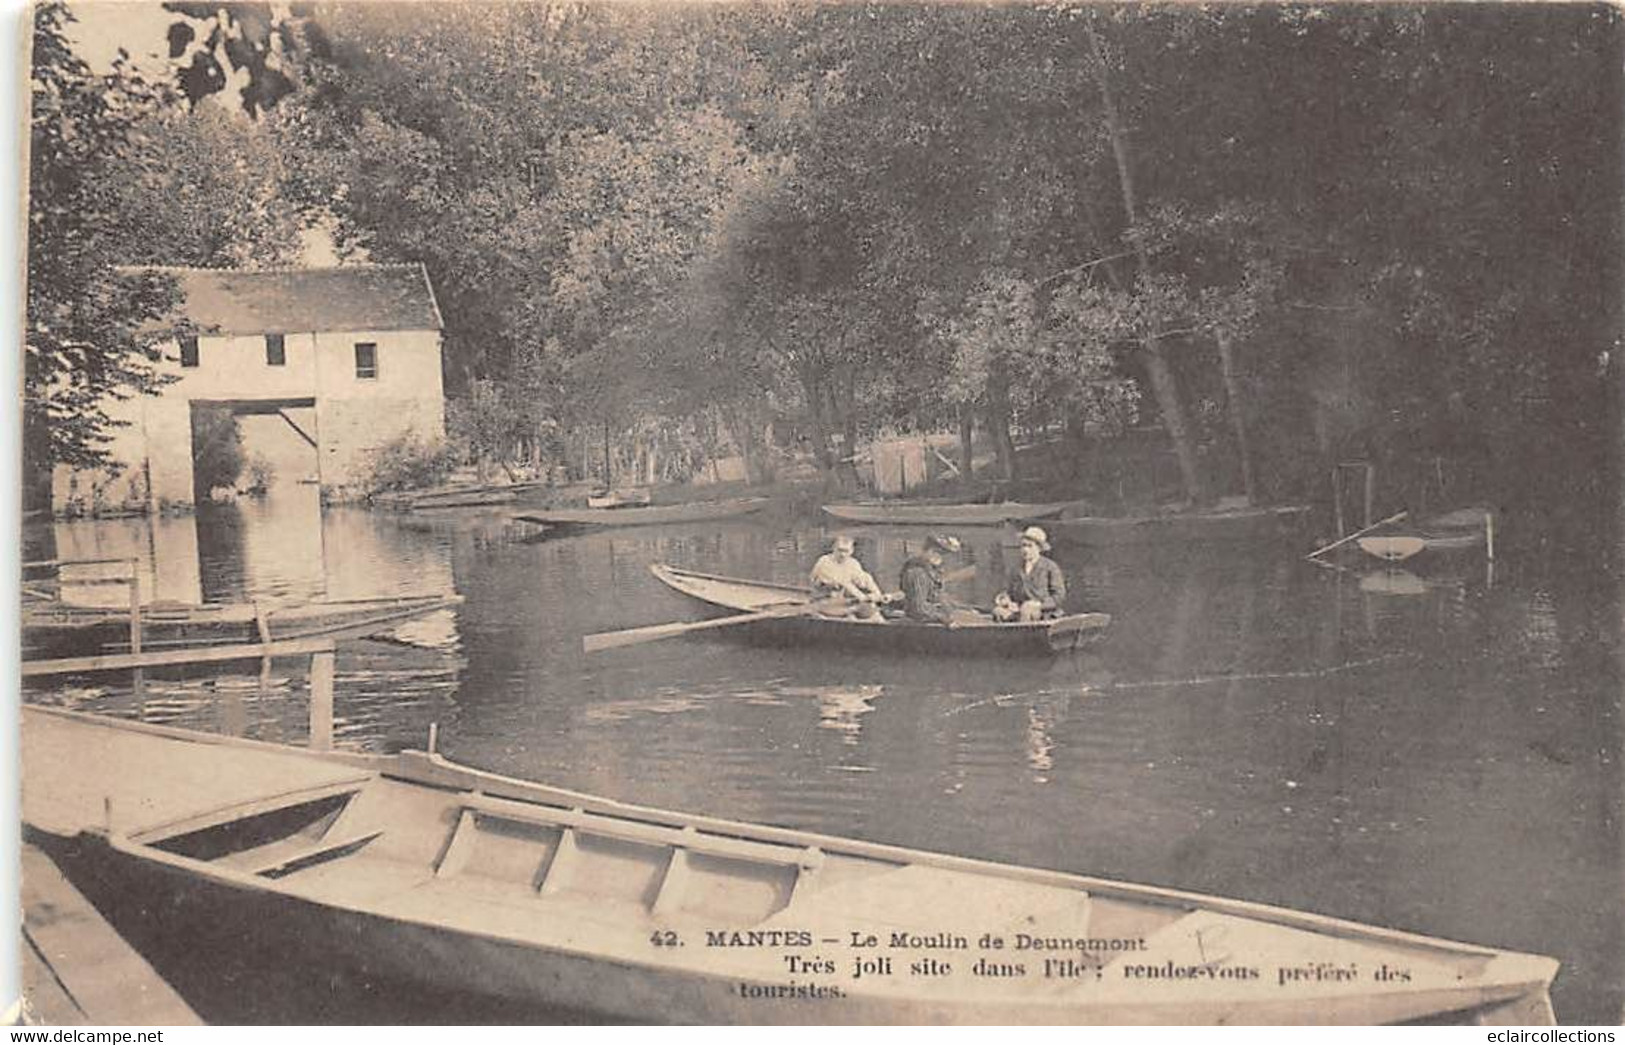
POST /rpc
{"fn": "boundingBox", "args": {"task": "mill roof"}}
[126,263,444,335]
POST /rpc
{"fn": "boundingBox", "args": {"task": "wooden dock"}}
[20,662,357,1025]
[21,843,201,1025]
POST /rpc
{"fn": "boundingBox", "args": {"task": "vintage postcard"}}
[16,0,1621,1026]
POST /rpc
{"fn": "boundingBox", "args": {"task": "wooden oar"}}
[583,598,843,653]
[1305,510,1408,560]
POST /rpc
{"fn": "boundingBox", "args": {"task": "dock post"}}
[1363,463,1376,529]
[126,559,142,656]
[310,650,335,751]
[1332,468,1345,537]
[1485,511,1496,561]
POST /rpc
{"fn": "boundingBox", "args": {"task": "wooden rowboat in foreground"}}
[822,501,1069,526]
[512,497,771,532]
[23,706,1558,1025]
[651,563,1108,656]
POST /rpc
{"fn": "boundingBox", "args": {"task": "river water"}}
[21,485,1622,1023]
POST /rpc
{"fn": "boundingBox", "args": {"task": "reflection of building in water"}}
[47,492,456,607]
[51,514,203,606]
[227,489,326,600]
[320,510,456,600]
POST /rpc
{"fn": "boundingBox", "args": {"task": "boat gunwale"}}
[26,704,1550,973]
[96,817,1559,1021]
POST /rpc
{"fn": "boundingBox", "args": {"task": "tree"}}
[26,2,184,483]
[102,104,302,267]
[1078,14,1209,505]
[929,273,1137,483]
[189,404,245,494]
[161,1,308,116]
[194,2,1617,517]
[1118,202,1291,503]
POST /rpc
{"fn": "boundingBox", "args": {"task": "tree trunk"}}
[958,404,975,481]
[722,409,762,485]
[797,367,838,474]
[1085,21,1209,506]
[987,374,1018,481]
[838,400,861,491]
[1216,329,1257,504]
[1138,344,1205,503]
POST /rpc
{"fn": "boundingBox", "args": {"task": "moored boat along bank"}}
[822,501,1068,526]
[22,593,461,660]
[1034,504,1313,547]
[511,496,771,533]
[22,707,1562,1025]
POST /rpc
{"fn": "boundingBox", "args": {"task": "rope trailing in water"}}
[1102,651,1419,691]
[943,651,1419,717]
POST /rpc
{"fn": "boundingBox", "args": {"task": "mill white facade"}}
[53,264,447,515]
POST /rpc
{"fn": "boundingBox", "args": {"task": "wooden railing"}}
[23,558,342,751]
[24,557,146,653]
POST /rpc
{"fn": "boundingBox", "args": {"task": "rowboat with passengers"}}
[647,563,1107,656]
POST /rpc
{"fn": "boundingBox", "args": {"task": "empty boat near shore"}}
[23,707,1559,1025]
[1035,505,1312,547]
[821,501,1068,527]
[22,593,462,660]
[511,497,770,533]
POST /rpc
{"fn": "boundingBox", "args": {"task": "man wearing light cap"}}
[810,534,885,618]
[995,526,1066,622]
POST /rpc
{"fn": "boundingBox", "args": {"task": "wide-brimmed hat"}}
[1019,526,1050,552]
[925,534,962,554]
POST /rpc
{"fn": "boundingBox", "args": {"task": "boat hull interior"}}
[38,750,1557,1026]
